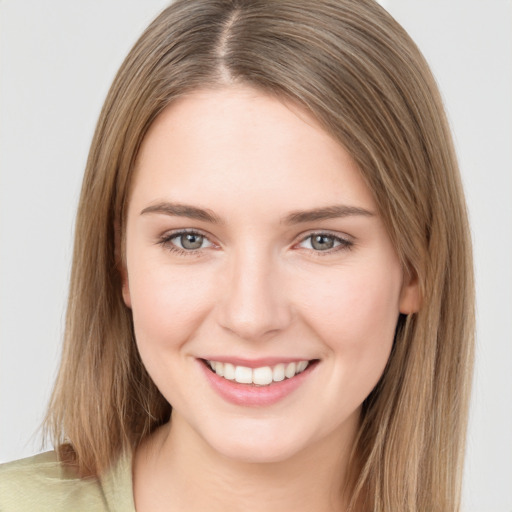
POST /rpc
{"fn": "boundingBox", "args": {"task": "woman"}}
[0,0,474,511]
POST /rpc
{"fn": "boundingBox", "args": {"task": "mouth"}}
[199,357,319,407]
[201,358,318,386]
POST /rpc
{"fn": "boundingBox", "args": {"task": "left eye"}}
[298,233,350,251]
[170,232,213,250]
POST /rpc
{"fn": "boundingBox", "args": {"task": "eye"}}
[158,230,214,253]
[174,232,210,250]
[298,233,352,252]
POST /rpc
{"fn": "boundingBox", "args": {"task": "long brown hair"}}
[44,1,474,510]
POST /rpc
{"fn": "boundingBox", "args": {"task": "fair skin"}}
[122,85,419,512]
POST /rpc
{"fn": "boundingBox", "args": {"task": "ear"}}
[399,270,421,314]
[115,219,132,309]
[120,267,132,308]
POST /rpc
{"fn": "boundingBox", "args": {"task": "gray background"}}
[1,1,511,510]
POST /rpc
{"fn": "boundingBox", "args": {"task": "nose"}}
[217,247,293,342]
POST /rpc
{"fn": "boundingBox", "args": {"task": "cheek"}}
[297,265,402,423]
[298,262,401,367]
[126,259,220,407]
[127,257,215,352]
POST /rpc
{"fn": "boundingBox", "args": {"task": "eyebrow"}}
[140,202,222,224]
[283,205,375,224]
[140,201,374,224]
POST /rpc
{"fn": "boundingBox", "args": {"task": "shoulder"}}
[0,451,135,512]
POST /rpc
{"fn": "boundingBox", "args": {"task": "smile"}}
[199,358,319,407]
[206,360,310,386]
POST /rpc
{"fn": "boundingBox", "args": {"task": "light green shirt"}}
[0,450,136,511]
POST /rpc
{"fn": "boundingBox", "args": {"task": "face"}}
[123,86,418,463]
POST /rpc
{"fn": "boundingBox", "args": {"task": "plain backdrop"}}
[1,1,511,511]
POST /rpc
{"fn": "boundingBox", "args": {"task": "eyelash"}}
[156,230,354,256]
[157,229,214,257]
[296,232,354,256]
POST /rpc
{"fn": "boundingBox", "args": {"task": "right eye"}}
[158,230,214,254]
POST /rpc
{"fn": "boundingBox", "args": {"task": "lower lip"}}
[198,360,317,407]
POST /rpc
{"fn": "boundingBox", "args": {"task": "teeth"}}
[253,366,273,385]
[297,361,308,373]
[285,362,296,378]
[235,365,252,384]
[207,359,311,386]
[224,363,235,380]
[272,363,285,382]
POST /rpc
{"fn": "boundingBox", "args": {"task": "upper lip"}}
[200,356,316,368]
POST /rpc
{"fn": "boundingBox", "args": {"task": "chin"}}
[214,437,305,465]
[196,418,319,465]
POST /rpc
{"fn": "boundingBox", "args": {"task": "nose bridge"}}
[218,243,291,341]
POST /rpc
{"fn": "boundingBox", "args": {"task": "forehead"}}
[130,85,376,217]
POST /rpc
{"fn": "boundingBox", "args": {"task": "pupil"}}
[312,235,334,250]
[181,233,203,250]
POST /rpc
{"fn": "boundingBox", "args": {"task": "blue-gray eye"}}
[299,233,351,251]
[311,234,335,250]
[177,233,205,250]
[158,230,214,253]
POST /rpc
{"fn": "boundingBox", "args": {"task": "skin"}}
[122,85,419,512]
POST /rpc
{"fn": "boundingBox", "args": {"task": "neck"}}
[133,412,360,512]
